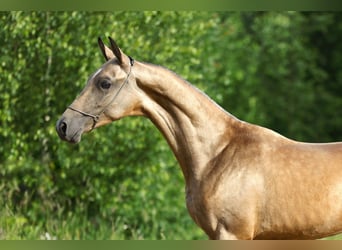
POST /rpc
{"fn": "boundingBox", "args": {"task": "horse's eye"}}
[99,80,111,90]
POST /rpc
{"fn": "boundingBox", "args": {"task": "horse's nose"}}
[56,118,67,139]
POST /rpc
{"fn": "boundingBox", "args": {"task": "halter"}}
[67,56,134,131]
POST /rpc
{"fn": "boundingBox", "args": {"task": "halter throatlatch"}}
[67,56,134,131]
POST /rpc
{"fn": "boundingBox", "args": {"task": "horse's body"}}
[56,37,342,239]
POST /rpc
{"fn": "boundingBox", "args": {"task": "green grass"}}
[0,208,153,240]
[0,204,205,240]
[0,205,116,240]
[2,204,342,240]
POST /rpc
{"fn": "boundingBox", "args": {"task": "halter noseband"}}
[67,56,134,131]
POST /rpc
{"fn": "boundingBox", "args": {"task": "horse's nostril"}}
[56,119,67,138]
[60,122,67,135]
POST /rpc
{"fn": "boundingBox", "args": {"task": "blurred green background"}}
[0,11,341,239]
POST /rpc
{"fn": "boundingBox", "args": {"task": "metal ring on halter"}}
[67,56,134,131]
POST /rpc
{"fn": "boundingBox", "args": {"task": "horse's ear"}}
[98,37,114,61]
[108,37,123,65]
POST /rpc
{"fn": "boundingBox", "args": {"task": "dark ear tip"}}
[98,37,103,46]
[108,36,117,46]
[97,36,108,61]
[107,36,122,65]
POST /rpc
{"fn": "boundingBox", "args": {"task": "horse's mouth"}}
[69,129,83,144]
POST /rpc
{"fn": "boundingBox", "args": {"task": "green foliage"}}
[0,11,341,239]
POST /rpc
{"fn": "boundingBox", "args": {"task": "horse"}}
[56,37,342,239]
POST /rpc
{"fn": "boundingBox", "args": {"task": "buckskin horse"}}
[56,37,342,239]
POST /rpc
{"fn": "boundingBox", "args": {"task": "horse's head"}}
[56,37,142,143]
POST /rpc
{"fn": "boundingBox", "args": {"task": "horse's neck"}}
[134,62,238,183]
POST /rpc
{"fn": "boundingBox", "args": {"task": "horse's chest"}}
[185,188,215,234]
[185,192,200,224]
